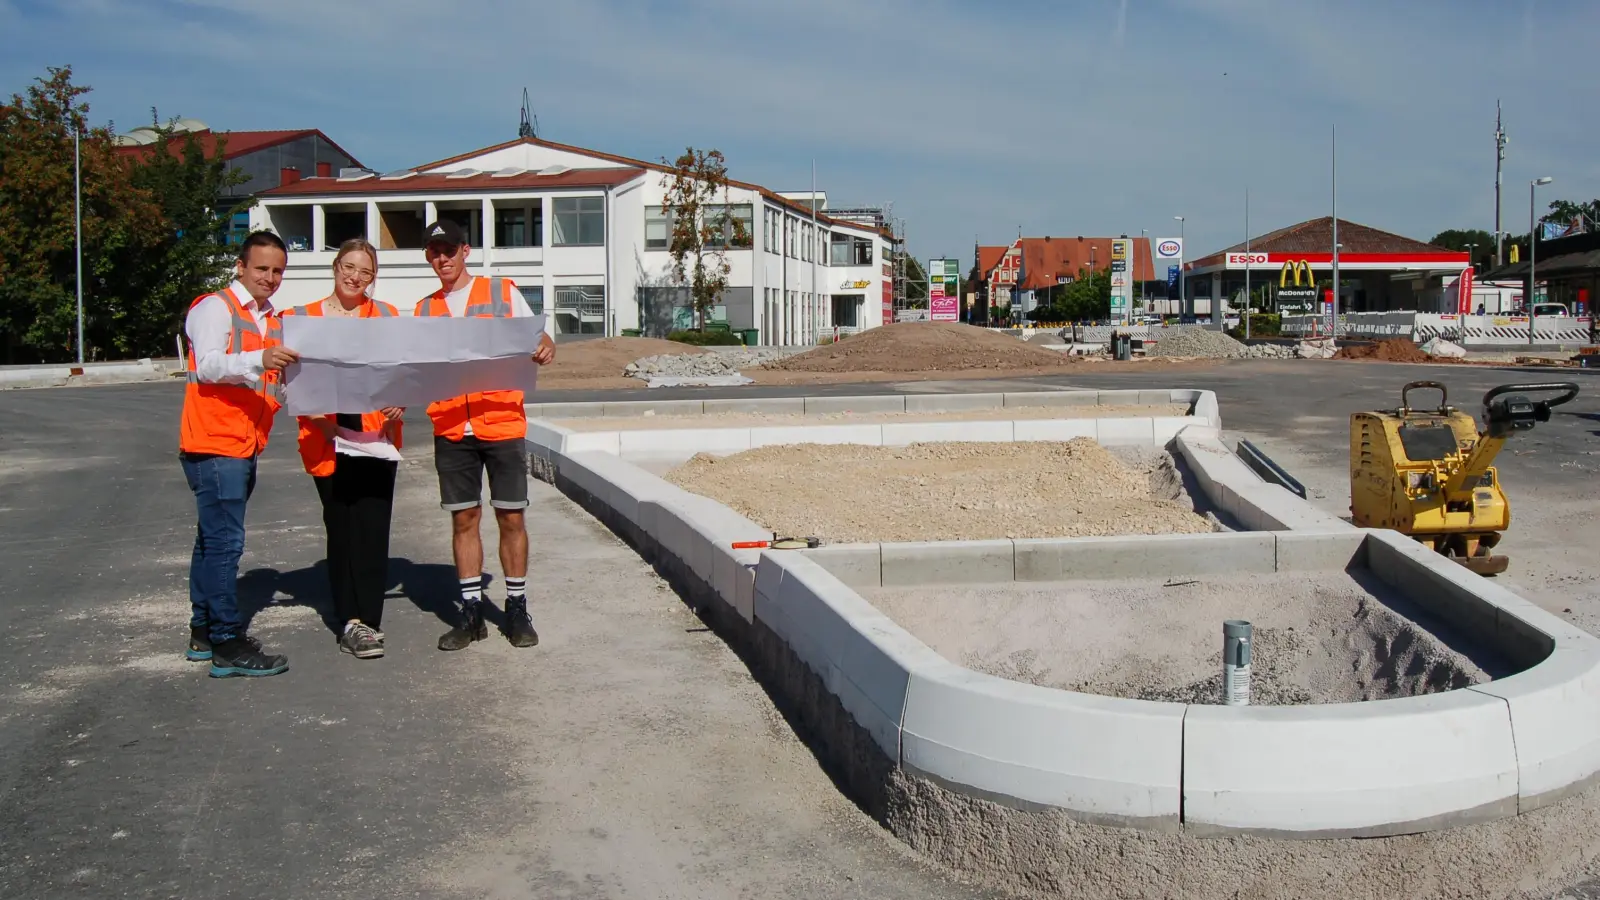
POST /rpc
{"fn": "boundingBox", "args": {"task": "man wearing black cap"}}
[413,218,555,652]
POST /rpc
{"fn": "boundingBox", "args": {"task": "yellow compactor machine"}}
[1350,380,1579,575]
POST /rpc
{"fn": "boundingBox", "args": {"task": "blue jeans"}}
[181,453,258,644]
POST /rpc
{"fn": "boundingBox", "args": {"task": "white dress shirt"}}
[185,280,275,385]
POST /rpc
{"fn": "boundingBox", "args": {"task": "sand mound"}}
[762,322,1076,373]
[665,438,1210,543]
[544,336,707,380]
[1334,338,1445,363]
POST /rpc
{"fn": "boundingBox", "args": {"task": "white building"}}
[250,136,898,344]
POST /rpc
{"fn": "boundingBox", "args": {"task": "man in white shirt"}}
[178,230,300,678]
[412,219,554,652]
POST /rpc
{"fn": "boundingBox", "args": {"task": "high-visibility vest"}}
[280,298,403,476]
[413,276,528,442]
[178,287,284,458]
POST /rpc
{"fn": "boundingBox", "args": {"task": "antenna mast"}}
[519,88,538,139]
[1494,100,1507,267]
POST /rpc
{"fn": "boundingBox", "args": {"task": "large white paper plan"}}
[279,314,547,416]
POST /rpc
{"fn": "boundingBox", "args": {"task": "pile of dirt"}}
[761,322,1077,373]
[665,438,1210,543]
[543,336,706,380]
[1334,338,1446,363]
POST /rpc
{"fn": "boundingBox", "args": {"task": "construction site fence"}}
[1280,312,1595,346]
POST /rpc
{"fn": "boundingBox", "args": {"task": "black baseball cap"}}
[423,219,468,249]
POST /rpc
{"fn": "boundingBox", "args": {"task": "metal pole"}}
[811,159,817,346]
[1175,216,1186,322]
[1331,126,1340,338]
[1529,177,1551,346]
[1244,187,1251,340]
[1495,100,1506,268]
[75,125,84,364]
[1223,620,1253,706]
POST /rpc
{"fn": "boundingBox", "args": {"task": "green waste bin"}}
[741,328,760,346]
[621,328,642,337]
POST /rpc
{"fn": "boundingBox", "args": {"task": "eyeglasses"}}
[337,262,376,282]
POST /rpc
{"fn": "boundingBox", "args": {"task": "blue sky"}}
[4,0,1597,268]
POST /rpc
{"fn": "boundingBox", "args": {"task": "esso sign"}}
[1228,252,1269,266]
[1156,240,1182,258]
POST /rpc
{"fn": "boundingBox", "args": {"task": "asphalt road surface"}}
[2,359,1598,900]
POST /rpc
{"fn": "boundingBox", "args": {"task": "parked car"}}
[1531,302,1570,317]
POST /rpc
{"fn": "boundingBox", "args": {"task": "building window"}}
[553,284,606,335]
[786,217,796,258]
[852,237,873,266]
[645,205,670,251]
[829,233,850,266]
[518,285,544,315]
[495,208,526,247]
[702,203,753,250]
[553,196,604,246]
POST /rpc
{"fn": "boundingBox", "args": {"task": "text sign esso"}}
[1228,252,1270,267]
[1155,239,1183,259]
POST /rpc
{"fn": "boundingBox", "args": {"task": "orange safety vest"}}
[413,276,528,442]
[178,287,284,458]
[280,298,403,476]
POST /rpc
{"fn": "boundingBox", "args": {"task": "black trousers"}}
[313,454,398,629]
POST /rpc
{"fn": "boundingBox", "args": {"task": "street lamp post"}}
[1140,228,1148,314]
[1174,215,1186,323]
[1530,176,1553,346]
[74,124,84,365]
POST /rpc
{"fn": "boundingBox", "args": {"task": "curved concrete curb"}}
[525,391,1600,842]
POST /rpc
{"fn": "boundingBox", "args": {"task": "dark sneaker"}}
[188,628,260,662]
[504,598,539,648]
[187,626,212,662]
[339,623,385,659]
[209,638,289,678]
[437,602,487,651]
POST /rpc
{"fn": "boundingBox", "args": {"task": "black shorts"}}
[433,434,529,511]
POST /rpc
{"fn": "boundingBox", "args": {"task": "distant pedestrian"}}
[281,239,402,660]
[178,230,299,678]
[413,219,554,652]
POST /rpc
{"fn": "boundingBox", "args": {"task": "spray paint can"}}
[1223,620,1252,706]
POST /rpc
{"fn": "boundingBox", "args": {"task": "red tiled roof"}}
[976,245,1009,277]
[1188,217,1456,269]
[417,136,893,240]
[115,129,363,167]
[257,166,646,197]
[1016,236,1155,291]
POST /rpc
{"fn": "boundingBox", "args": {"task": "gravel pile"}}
[1147,329,1326,360]
[625,348,794,380]
[1148,328,1250,359]
[665,438,1212,543]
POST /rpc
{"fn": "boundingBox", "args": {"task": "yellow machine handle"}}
[1400,381,1449,414]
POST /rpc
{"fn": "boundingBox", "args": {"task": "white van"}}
[1532,302,1570,317]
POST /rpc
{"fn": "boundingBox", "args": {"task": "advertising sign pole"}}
[1244,187,1251,340]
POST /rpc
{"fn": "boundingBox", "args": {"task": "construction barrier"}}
[1281,312,1594,347]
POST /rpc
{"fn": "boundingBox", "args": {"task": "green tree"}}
[118,112,250,356]
[0,66,164,362]
[1429,229,1497,269]
[659,147,746,330]
[1544,199,1600,232]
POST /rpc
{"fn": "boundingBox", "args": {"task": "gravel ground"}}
[550,403,1188,432]
[864,570,1509,705]
[664,438,1212,543]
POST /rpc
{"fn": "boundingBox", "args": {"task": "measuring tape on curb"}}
[730,534,820,550]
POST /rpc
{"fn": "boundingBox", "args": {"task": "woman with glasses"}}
[281,239,403,660]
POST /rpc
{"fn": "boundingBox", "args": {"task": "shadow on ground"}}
[234,558,469,635]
